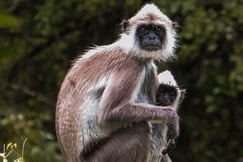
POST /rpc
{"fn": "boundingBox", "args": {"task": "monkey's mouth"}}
[142,45,161,51]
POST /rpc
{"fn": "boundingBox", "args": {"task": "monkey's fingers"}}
[157,107,177,121]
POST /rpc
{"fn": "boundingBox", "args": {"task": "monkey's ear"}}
[172,21,178,29]
[180,89,186,101]
[121,19,129,33]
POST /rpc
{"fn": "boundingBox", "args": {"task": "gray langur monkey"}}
[56,4,179,162]
[151,70,186,162]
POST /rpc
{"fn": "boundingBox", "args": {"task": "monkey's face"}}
[156,84,178,106]
[120,4,177,61]
[136,24,165,51]
[156,83,186,107]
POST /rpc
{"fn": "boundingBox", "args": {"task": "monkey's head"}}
[156,84,185,108]
[119,4,177,61]
[157,70,186,108]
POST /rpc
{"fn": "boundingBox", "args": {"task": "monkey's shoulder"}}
[74,46,144,73]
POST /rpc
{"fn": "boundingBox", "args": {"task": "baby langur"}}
[157,70,185,156]
[150,70,185,162]
[56,3,178,162]
[157,70,185,109]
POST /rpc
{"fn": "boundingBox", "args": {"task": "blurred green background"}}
[0,0,242,161]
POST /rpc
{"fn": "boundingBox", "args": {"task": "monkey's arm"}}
[98,66,179,137]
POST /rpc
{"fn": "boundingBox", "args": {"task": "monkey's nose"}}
[148,33,156,40]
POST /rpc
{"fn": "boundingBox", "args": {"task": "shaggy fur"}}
[56,3,178,162]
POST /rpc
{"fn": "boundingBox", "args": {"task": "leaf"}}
[0,12,21,29]
[6,143,12,150]
[13,143,17,149]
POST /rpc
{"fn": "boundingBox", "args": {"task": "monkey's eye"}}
[139,27,148,35]
[170,90,177,97]
[154,25,164,33]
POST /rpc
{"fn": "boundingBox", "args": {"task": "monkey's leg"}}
[150,123,172,162]
[81,121,151,162]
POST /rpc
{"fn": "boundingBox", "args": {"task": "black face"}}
[156,84,177,106]
[136,24,166,51]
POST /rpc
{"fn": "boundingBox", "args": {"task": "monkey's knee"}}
[82,122,151,162]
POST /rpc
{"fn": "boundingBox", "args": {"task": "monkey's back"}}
[55,47,144,161]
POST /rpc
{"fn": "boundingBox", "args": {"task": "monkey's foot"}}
[162,139,176,155]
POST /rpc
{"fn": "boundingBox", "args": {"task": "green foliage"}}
[156,0,243,161]
[0,0,242,161]
[0,12,21,29]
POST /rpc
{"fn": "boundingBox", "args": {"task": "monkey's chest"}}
[135,65,157,104]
